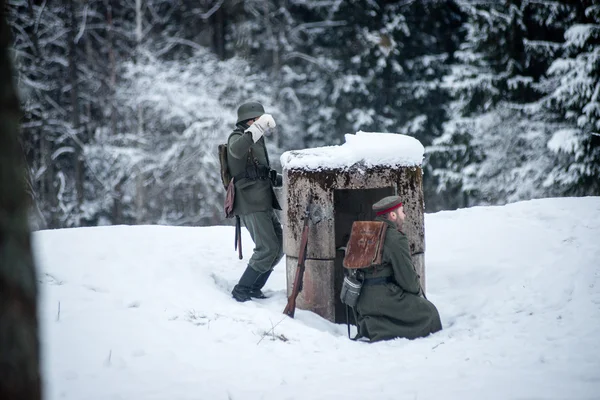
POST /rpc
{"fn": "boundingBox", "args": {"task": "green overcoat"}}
[227,125,281,216]
[356,217,442,342]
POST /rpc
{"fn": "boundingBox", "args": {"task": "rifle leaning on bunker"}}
[283,196,312,318]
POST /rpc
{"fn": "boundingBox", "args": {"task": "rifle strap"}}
[235,215,243,259]
[234,216,238,251]
[346,305,362,341]
[346,305,350,339]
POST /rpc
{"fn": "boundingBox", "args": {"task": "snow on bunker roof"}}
[281,131,424,171]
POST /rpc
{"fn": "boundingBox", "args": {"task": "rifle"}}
[234,215,243,260]
[283,196,311,318]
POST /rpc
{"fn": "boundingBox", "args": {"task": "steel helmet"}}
[236,101,265,124]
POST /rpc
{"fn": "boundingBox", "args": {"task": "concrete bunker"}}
[281,132,426,323]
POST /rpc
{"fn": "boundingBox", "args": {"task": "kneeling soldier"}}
[355,195,442,342]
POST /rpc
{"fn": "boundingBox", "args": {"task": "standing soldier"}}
[227,101,284,302]
[355,195,442,341]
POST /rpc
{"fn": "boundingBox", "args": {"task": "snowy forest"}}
[6,0,600,229]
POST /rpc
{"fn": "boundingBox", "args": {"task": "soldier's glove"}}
[246,114,276,143]
[269,170,283,187]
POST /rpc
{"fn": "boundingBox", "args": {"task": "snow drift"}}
[34,197,600,400]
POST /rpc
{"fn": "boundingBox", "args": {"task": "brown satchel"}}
[224,178,235,219]
[343,221,387,269]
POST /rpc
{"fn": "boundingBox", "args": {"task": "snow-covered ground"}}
[34,197,600,400]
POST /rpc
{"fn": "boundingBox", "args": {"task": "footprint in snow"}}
[210,272,233,293]
[39,273,64,286]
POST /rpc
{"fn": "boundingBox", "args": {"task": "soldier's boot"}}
[249,269,272,299]
[232,266,261,302]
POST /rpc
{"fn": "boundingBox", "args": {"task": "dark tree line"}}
[6,0,600,228]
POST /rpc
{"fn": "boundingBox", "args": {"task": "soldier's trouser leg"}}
[241,209,284,275]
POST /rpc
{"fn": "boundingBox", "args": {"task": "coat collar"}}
[236,121,250,131]
[375,215,402,233]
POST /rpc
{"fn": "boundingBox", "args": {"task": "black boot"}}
[232,266,261,302]
[249,269,272,299]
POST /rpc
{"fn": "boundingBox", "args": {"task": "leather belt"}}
[362,276,393,286]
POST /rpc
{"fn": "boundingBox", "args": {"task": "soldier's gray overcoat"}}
[227,125,281,216]
[227,123,283,274]
[356,217,442,342]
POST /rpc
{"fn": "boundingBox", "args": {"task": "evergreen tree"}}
[427,0,599,210]
[7,0,599,226]
[8,1,139,227]
[541,1,600,195]
[85,46,291,226]
[279,0,465,148]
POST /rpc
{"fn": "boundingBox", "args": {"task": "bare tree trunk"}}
[263,1,279,70]
[67,0,84,217]
[105,0,117,137]
[41,132,58,227]
[135,0,145,224]
[112,177,126,223]
[212,2,226,60]
[26,0,56,228]
[135,0,144,136]
[0,2,42,398]
[135,170,144,224]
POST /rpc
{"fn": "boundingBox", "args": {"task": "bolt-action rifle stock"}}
[283,196,311,318]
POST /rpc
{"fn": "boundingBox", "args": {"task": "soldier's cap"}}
[373,195,403,216]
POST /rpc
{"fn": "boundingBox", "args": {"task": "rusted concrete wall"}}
[286,258,335,322]
[283,165,426,322]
